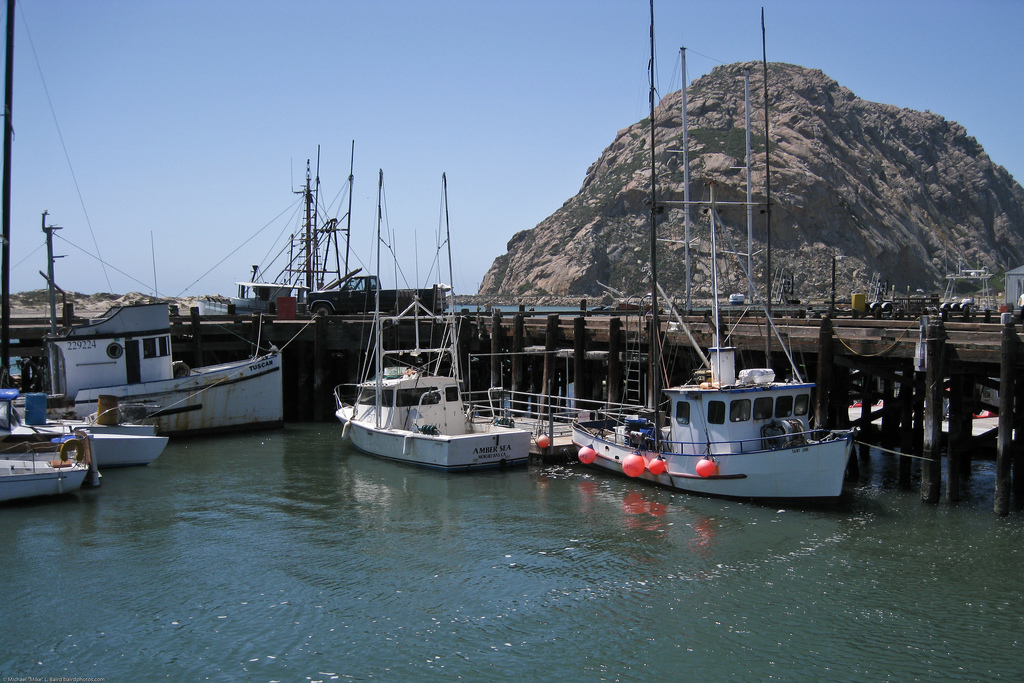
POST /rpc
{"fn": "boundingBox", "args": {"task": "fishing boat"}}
[0,389,91,502]
[47,303,283,436]
[571,3,853,501]
[334,173,531,470]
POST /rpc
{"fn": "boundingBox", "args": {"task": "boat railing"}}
[576,412,844,455]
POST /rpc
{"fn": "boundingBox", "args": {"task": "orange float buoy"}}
[647,457,667,475]
[536,434,551,449]
[695,457,719,478]
[622,452,646,477]
[578,445,597,464]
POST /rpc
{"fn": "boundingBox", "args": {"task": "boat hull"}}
[0,460,89,502]
[338,408,531,471]
[572,423,853,500]
[72,354,284,437]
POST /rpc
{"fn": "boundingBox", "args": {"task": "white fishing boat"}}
[334,173,531,470]
[571,4,853,501]
[47,303,283,436]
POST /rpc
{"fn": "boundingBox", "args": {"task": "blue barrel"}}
[24,392,47,426]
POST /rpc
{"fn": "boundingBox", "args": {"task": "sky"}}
[3,0,1023,297]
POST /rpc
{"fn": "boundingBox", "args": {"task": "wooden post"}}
[574,315,587,404]
[189,306,205,367]
[814,316,833,430]
[608,316,623,405]
[541,314,559,414]
[490,310,502,389]
[995,312,1016,516]
[1014,374,1024,501]
[921,316,945,504]
[313,314,327,422]
[457,314,472,393]
[946,373,963,502]
[899,368,915,483]
[511,313,524,411]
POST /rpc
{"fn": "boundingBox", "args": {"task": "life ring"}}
[58,438,81,463]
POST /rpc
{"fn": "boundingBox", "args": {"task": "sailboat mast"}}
[374,170,384,429]
[647,0,661,446]
[1,0,13,385]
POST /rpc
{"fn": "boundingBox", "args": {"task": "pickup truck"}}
[307,275,444,316]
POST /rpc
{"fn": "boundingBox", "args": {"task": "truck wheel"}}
[311,303,333,317]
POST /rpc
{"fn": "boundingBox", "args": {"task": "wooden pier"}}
[8,301,1024,514]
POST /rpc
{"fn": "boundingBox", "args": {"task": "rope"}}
[833,321,918,357]
[277,315,321,353]
[854,439,931,461]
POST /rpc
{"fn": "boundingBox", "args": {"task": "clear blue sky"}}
[5,0,1023,297]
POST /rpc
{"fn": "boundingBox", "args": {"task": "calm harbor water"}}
[1,425,1021,682]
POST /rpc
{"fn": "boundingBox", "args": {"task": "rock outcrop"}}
[479,62,1024,302]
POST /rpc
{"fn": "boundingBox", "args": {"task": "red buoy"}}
[695,457,719,478]
[578,445,597,464]
[647,457,667,475]
[622,452,646,477]
[536,434,551,449]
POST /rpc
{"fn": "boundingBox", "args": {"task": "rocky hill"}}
[479,62,1024,302]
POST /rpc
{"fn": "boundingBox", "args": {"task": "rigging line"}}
[17,5,111,292]
[176,200,299,296]
[55,234,152,291]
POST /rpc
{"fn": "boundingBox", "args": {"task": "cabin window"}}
[398,388,441,406]
[356,388,394,407]
[160,337,169,356]
[794,394,810,416]
[675,400,690,425]
[775,395,793,418]
[143,338,157,359]
[730,399,751,422]
[708,400,725,424]
[445,386,460,402]
[753,397,774,420]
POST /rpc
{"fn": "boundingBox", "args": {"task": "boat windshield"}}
[356,387,394,407]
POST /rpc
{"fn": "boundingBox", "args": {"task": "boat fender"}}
[696,456,719,477]
[622,452,646,477]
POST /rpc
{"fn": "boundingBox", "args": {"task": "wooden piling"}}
[608,316,623,404]
[995,312,1016,516]
[946,373,964,502]
[541,314,559,414]
[490,310,502,389]
[313,314,327,422]
[814,316,833,430]
[511,312,524,395]
[921,316,945,503]
[574,315,587,402]
[189,307,204,367]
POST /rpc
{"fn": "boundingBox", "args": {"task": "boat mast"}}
[374,170,384,429]
[647,0,661,447]
[680,46,692,312]
[761,9,773,361]
[1,0,14,386]
[303,160,314,292]
[744,68,754,302]
[441,173,459,381]
[344,140,354,275]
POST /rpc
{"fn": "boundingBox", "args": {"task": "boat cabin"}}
[48,304,177,400]
[666,381,814,455]
[353,370,468,436]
